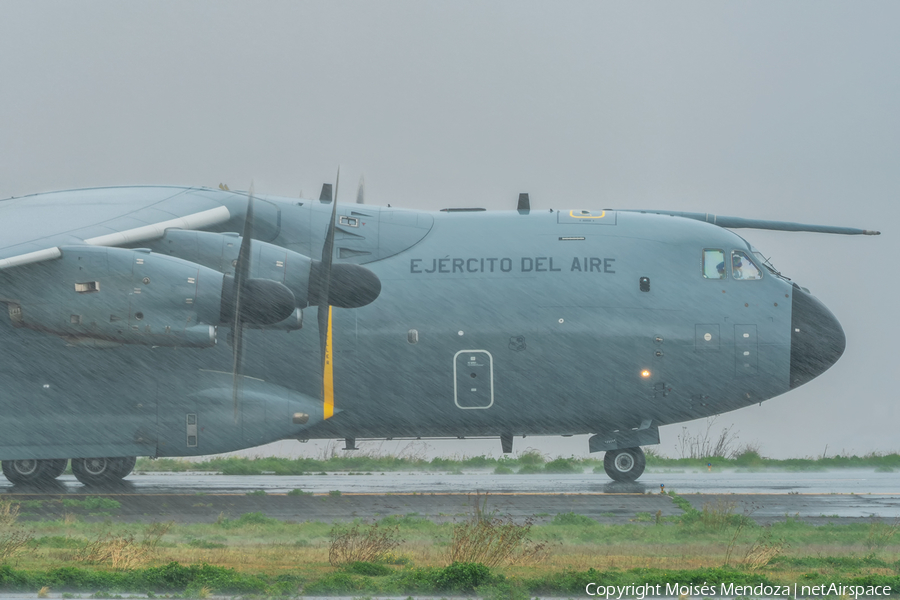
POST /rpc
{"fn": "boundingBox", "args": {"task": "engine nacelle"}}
[4,246,231,347]
[152,230,315,307]
[152,229,381,309]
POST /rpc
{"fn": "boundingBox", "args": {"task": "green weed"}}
[434,562,494,592]
[341,561,392,577]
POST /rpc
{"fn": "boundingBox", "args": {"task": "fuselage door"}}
[454,350,494,409]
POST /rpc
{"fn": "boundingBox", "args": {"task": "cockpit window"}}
[732,250,762,280]
[702,249,726,279]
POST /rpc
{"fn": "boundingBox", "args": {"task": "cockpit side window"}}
[702,249,726,279]
[732,250,762,280]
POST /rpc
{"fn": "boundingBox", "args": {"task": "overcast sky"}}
[1,1,897,459]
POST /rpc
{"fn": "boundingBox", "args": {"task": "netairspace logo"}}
[583,582,893,599]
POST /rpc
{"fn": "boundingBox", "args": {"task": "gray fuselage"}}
[0,187,843,460]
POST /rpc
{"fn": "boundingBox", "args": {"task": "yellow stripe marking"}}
[324,306,335,419]
[569,210,606,219]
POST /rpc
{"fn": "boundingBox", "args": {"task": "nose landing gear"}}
[604,447,646,482]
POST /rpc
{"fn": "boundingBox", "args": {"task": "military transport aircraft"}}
[0,181,879,485]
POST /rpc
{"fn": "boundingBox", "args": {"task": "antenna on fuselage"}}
[517,193,530,213]
[356,176,365,204]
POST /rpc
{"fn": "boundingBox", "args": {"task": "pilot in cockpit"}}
[732,254,743,278]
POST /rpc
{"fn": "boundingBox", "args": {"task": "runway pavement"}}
[1,468,898,524]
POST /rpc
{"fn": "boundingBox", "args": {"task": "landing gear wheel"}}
[71,457,134,485]
[46,459,68,479]
[110,456,136,479]
[604,447,646,482]
[2,459,66,484]
[72,457,115,485]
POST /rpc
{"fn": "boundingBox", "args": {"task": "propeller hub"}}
[221,276,296,325]
[309,261,382,308]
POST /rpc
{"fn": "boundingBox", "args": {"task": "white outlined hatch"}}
[453,350,494,409]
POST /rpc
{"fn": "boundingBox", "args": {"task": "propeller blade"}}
[231,184,256,421]
[318,168,339,358]
[230,322,245,421]
[318,168,340,419]
[356,175,365,204]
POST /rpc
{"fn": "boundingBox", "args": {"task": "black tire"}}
[2,458,64,485]
[72,457,134,485]
[46,459,68,479]
[71,457,116,485]
[603,447,646,482]
[110,456,136,479]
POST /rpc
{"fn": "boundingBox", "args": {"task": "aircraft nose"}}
[790,284,846,388]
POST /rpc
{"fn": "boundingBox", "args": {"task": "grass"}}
[133,449,900,475]
[328,522,400,566]
[0,489,899,594]
[0,499,897,587]
[60,498,122,513]
[0,561,894,596]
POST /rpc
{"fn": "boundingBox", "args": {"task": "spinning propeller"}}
[229,186,255,421]
[317,168,341,418]
[226,185,294,421]
[227,172,381,422]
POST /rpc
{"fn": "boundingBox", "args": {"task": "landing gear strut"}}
[71,457,136,485]
[1,458,68,485]
[603,447,646,482]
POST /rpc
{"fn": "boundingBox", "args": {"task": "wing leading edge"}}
[0,206,231,270]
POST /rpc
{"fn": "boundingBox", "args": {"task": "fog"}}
[1,1,897,459]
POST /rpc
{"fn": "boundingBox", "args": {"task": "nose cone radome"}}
[790,284,846,388]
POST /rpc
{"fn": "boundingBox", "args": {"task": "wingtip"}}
[864,230,881,235]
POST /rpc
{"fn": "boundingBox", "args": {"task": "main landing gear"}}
[603,447,646,482]
[1,458,68,485]
[71,457,137,485]
[1,457,137,485]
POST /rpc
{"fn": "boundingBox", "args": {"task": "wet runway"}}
[1,469,899,523]
[113,467,899,495]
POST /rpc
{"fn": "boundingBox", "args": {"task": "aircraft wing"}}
[0,187,242,269]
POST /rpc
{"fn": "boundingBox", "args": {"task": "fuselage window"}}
[702,249,726,279]
[732,250,762,280]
